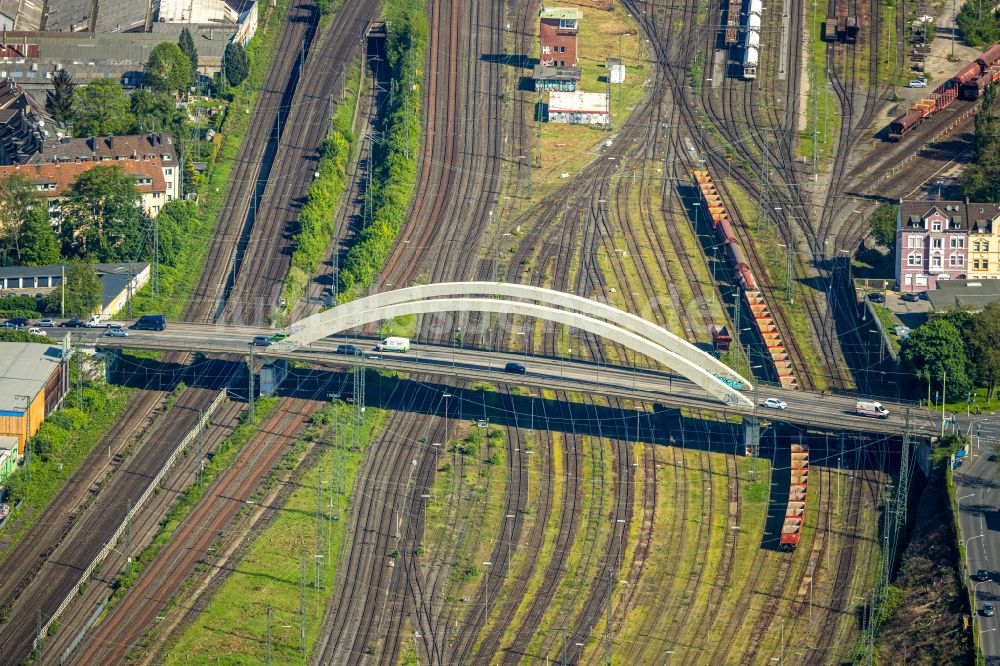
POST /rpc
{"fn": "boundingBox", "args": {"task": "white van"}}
[856,401,890,419]
[375,337,410,352]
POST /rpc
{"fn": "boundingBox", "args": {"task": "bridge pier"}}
[744,416,761,457]
[104,349,122,384]
[259,360,289,397]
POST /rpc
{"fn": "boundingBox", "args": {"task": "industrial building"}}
[0,342,69,455]
[547,90,610,125]
[0,262,150,318]
[531,65,580,91]
[0,78,45,165]
[539,7,580,68]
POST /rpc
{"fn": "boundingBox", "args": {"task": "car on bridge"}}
[60,319,85,328]
[105,326,129,338]
[27,327,46,337]
[335,344,364,356]
[35,318,55,327]
[983,603,996,617]
[504,362,526,374]
[762,398,787,410]
[252,336,273,347]
[977,569,992,582]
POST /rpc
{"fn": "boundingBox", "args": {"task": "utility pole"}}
[126,498,133,574]
[16,394,30,482]
[316,465,326,590]
[247,344,255,421]
[265,606,272,665]
[152,216,160,296]
[299,550,307,652]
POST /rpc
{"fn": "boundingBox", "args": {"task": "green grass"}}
[126,0,293,320]
[0,379,133,566]
[163,403,383,663]
[800,1,837,164]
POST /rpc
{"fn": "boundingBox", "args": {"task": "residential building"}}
[547,90,609,125]
[895,200,1000,291]
[967,209,1000,279]
[539,7,581,68]
[0,157,169,217]
[29,134,181,202]
[0,78,44,165]
[0,342,69,455]
[0,262,150,318]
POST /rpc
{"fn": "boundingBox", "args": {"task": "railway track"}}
[70,399,317,664]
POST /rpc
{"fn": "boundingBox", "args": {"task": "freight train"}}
[889,43,1000,141]
[692,170,799,389]
[779,444,809,551]
[822,16,859,43]
[742,0,762,79]
[724,0,743,46]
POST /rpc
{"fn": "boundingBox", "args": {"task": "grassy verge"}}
[277,60,363,322]
[127,0,293,319]
[0,376,133,564]
[799,1,837,164]
[163,402,383,663]
[337,0,426,299]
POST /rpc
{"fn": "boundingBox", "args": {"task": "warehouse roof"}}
[0,343,63,414]
[548,90,609,114]
[926,279,1000,311]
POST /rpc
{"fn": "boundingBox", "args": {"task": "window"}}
[931,220,942,231]
[152,192,161,198]
[908,253,922,266]
[931,255,942,268]
[951,237,965,249]
[165,168,172,176]
[152,205,159,213]
[985,241,991,252]
[974,241,981,252]
[932,238,943,249]
[950,254,965,267]
[985,260,990,271]
[560,46,565,53]
[558,18,577,29]
[974,259,981,270]
[907,236,923,248]
[37,276,48,287]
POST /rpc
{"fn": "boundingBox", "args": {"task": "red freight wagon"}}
[779,444,810,552]
[711,324,732,352]
[738,264,757,291]
[888,109,922,141]
[960,73,991,100]
[953,61,982,86]
[715,217,737,245]
[978,43,1000,69]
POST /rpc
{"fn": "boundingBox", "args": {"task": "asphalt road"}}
[956,436,1000,662]
[38,321,942,437]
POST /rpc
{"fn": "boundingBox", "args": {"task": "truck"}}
[856,400,890,419]
[375,336,410,352]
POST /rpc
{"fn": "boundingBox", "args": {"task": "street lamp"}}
[958,493,975,511]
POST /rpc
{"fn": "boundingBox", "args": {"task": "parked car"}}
[907,77,927,88]
[762,398,787,410]
[901,292,919,302]
[335,344,363,356]
[504,362,526,374]
[252,335,274,347]
[35,318,56,327]
[105,326,128,338]
[6,317,29,328]
[60,319,85,328]
[866,292,886,303]
[83,315,103,328]
[27,327,46,336]
[984,603,996,617]
[918,291,929,300]
[977,569,991,582]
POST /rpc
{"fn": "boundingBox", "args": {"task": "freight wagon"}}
[779,444,809,552]
[887,42,1000,141]
[742,0,762,79]
[725,0,743,45]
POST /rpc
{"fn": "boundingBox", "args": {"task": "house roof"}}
[899,200,1000,232]
[540,7,582,20]
[30,134,177,166]
[0,342,63,414]
[0,158,166,195]
[926,279,1000,311]
[531,65,581,81]
[549,91,609,114]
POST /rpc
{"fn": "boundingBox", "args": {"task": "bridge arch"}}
[280,286,753,408]
[285,282,749,388]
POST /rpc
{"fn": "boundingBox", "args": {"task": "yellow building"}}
[0,343,69,455]
[968,213,1000,280]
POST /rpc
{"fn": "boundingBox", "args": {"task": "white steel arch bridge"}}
[275,282,754,408]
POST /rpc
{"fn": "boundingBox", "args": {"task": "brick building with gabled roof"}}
[539,6,581,68]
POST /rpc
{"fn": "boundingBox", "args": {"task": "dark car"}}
[984,603,996,617]
[335,344,363,356]
[60,319,85,328]
[252,335,273,347]
[918,291,929,300]
[131,314,166,331]
[866,292,885,304]
[504,362,526,374]
[901,292,919,302]
[6,317,29,328]
[977,569,991,582]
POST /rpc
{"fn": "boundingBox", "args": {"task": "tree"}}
[901,318,974,403]
[72,79,134,137]
[968,303,1000,400]
[145,42,192,95]
[51,259,102,318]
[869,203,898,249]
[224,42,250,87]
[179,27,199,83]
[963,86,1000,202]
[0,174,52,265]
[18,207,60,266]
[130,89,185,134]
[956,2,1000,47]
[60,165,145,262]
[45,70,75,126]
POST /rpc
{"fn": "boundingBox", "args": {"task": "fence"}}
[34,389,227,654]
